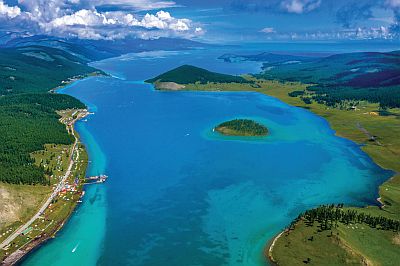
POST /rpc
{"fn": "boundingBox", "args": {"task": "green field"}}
[31,144,71,185]
[272,206,400,265]
[270,220,364,265]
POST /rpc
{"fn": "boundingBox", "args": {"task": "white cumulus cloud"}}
[49,9,116,28]
[281,0,321,14]
[1,0,201,40]
[39,9,197,39]
[0,1,21,18]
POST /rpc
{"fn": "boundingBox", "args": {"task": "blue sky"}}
[0,0,399,42]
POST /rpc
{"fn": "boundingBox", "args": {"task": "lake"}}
[22,48,391,266]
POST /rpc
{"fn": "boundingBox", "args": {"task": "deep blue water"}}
[22,49,392,266]
[236,41,400,56]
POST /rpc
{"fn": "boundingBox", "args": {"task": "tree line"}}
[308,85,400,109]
[289,204,400,232]
[287,85,400,109]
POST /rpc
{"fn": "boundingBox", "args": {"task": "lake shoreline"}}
[2,122,88,266]
[4,204,79,265]
[18,52,396,264]
[265,230,285,265]
[153,82,398,264]
[258,100,399,263]
[1,79,93,266]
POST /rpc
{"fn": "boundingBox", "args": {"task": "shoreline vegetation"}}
[0,108,90,265]
[269,204,400,265]
[214,119,268,137]
[147,65,400,265]
[0,46,102,265]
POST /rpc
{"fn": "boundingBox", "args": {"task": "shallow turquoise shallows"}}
[22,49,392,266]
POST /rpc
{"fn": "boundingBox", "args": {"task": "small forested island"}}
[215,119,268,136]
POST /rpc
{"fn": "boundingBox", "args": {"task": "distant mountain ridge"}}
[257,50,400,108]
[218,52,314,64]
[0,32,213,61]
[259,50,400,88]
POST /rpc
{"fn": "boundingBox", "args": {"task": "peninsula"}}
[145,64,251,90]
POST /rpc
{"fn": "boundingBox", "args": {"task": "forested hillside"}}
[0,94,84,184]
[256,51,400,108]
[0,46,94,184]
[218,52,313,63]
[146,65,251,84]
[0,46,99,94]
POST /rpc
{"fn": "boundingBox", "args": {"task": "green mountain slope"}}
[257,50,400,108]
[146,64,250,84]
[0,45,100,94]
[0,46,95,184]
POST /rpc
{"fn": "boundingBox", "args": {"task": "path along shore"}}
[1,110,89,265]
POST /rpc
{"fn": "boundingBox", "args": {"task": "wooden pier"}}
[84,175,108,185]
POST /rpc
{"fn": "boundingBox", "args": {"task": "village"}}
[0,109,107,263]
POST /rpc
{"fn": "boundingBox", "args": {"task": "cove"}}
[22,49,392,266]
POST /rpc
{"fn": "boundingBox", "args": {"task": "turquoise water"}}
[23,49,392,265]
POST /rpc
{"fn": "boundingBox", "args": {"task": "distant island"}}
[145,64,251,90]
[215,119,268,136]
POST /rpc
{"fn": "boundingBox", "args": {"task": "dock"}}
[84,175,108,185]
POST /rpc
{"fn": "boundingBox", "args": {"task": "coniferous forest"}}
[0,93,85,184]
[0,46,93,184]
[146,64,251,84]
[216,119,268,136]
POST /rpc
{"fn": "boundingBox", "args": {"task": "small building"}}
[21,227,33,236]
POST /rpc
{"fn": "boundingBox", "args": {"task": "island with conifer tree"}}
[214,119,268,137]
